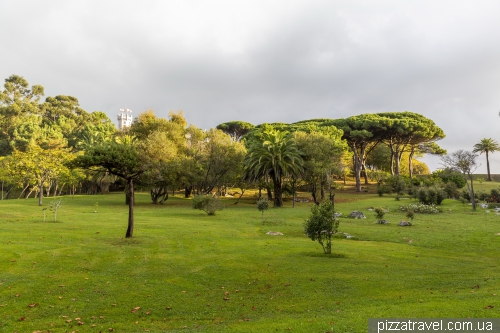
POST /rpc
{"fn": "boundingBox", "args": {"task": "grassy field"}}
[1,186,500,332]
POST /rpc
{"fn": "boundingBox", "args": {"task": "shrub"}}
[304,201,339,255]
[488,188,500,203]
[476,190,490,201]
[256,197,269,223]
[415,186,446,205]
[192,195,224,215]
[374,207,388,224]
[461,189,471,202]
[377,184,391,197]
[399,203,441,214]
[432,169,466,188]
[406,209,415,221]
[443,182,459,199]
[387,175,409,194]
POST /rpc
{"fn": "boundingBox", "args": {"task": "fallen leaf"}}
[19,317,26,321]
[484,305,495,309]
[28,303,36,308]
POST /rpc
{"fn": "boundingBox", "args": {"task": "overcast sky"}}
[1,0,500,172]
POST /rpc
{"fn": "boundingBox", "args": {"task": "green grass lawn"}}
[1,189,500,332]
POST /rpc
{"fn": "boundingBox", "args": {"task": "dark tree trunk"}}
[486,151,492,181]
[273,180,283,207]
[267,186,273,201]
[234,189,245,204]
[125,178,134,238]
[184,186,192,198]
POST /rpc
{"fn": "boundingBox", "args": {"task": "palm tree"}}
[473,138,500,181]
[244,129,303,207]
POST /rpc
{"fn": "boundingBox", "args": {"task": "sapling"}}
[374,207,386,224]
[303,201,339,254]
[42,208,47,222]
[256,197,269,223]
[93,202,99,213]
[49,199,63,222]
[406,209,415,223]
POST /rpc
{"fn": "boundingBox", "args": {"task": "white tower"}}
[117,108,133,130]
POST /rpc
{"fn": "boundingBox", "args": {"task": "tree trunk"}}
[38,181,43,206]
[267,186,273,201]
[273,180,283,207]
[486,151,491,181]
[352,146,363,192]
[408,151,414,179]
[125,178,134,238]
[184,186,192,198]
[361,164,369,184]
[234,189,245,204]
[468,174,476,211]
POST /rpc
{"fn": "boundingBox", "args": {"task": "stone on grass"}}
[398,221,412,226]
[376,220,389,225]
[349,211,366,219]
[266,231,283,236]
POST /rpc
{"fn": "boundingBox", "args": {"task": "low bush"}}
[415,186,446,205]
[399,203,441,214]
[192,195,224,215]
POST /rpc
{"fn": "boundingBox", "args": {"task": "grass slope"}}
[1,191,500,332]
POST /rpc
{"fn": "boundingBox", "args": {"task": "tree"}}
[0,75,45,155]
[294,128,347,205]
[216,121,255,141]
[329,114,387,192]
[441,150,479,211]
[473,138,500,181]
[303,201,339,254]
[244,129,303,207]
[377,112,445,177]
[73,137,147,237]
[6,145,73,205]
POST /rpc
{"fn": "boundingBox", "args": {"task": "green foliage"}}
[399,203,441,214]
[443,181,460,199]
[374,207,386,222]
[244,129,303,207]
[415,186,447,205]
[432,169,466,188]
[192,194,224,215]
[303,201,339,254]
[216,121,254,141]
[256,197,269,223]
[406,209,415,221]
[460,189,471,201]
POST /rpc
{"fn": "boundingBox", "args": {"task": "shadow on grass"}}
[303,252,347,259]
[107,237,143,246]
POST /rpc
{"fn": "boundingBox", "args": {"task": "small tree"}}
[192,195,224,215]
[303,201,339,254]
[406,209,415,222]
[49,199,63,222]
[374,207,386,224]
[256,197,269,223]
[441,150,479,211]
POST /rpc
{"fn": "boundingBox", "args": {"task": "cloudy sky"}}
[1,0,500,172]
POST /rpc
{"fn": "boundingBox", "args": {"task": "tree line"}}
[1,74,451,237]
